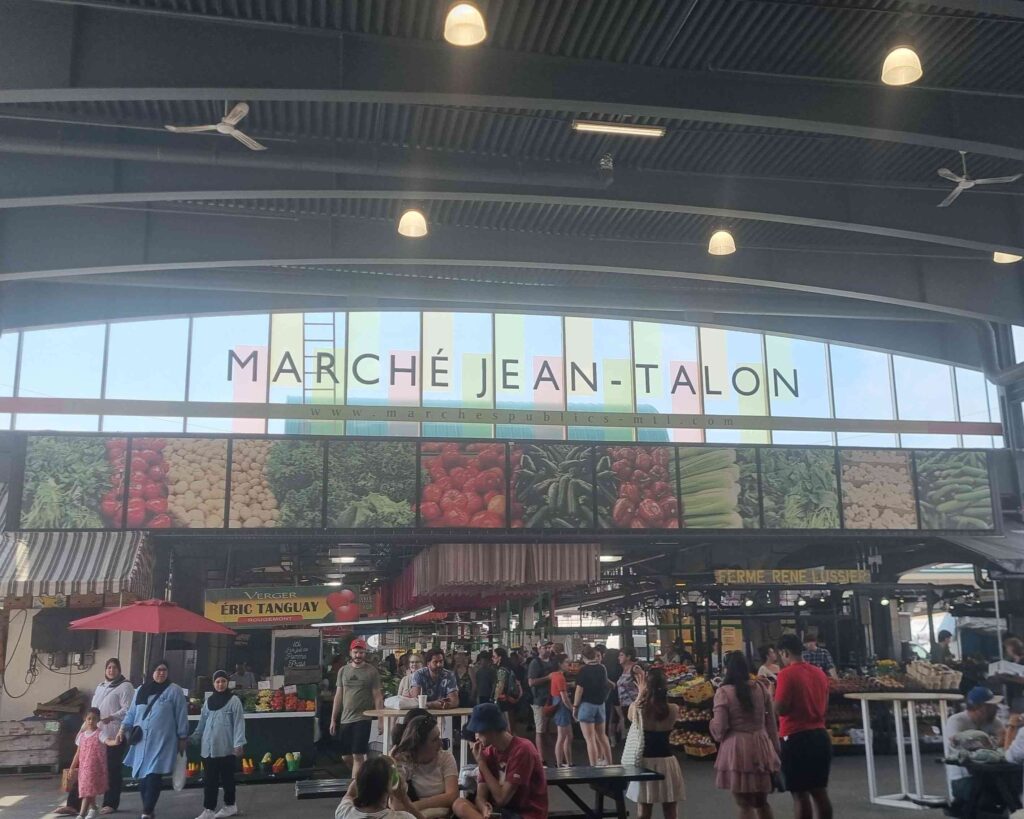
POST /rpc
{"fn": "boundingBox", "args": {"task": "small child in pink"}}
[70,707,115,819]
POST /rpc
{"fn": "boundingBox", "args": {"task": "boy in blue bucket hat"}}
[453,703,547,819]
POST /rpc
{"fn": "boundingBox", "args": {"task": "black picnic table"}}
[296,764,663,819]
[942,759,1022,817]
[544,764,664,819]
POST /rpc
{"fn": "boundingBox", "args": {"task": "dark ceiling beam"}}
[0,207,1018,323]
[4,1,1023,160]
[0,145,1014,255]
[898,0,1024,17]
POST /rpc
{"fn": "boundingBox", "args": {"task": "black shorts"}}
[338,719,372,755]
[780,729,832,793]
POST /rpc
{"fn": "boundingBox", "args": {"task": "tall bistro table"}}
[846,691,963,810]
[365,707,474,765]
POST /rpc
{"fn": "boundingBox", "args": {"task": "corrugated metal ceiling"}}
[87,0,1024,91]
[16,99,1022,185]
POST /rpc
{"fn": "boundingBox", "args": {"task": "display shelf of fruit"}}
[670,728,714,747]
[675,708,713,723]
[874,660,900,677]
[669,678,715,704]
[186,762,201,778]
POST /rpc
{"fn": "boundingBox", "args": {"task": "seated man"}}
[454,703,547,819]
[945,687,1006,815]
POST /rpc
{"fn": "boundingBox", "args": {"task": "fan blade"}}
[973,174,1023,186]
[937,185,967,208]
[231,130,267,151]
[937,168,963,182]
[222,102,249,126]
[165,124,218,133]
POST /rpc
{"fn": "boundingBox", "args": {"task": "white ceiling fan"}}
[164,102,266,151]
[936,150,1020,207]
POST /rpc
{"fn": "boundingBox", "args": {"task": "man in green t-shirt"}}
[330,638,383,776]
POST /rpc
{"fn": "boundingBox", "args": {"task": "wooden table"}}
[846,692,962,810]
[364,707,473,765]
[543,765,663,819]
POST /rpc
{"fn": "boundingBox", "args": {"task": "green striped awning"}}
[0,531,153,597]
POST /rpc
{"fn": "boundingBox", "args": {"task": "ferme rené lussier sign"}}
[228,350,801,400]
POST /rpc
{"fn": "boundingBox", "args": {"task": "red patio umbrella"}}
[71,599,235,670]
[69,599,235,636]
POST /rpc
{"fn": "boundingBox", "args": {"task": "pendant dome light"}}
[708,229,736,256]
[444,3,487,46]
[994,251,1023,264]
[397,209,428,238]
[881,45,923,86]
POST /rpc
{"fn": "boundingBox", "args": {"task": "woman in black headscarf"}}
[115,660,188,819]
[190,670,246,819]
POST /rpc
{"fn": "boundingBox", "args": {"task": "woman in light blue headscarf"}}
[116,660,188,819]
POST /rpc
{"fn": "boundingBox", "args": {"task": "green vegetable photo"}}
[327,441,417,528]
[760,447,840,529]
[513,444,595,529]
[229,439,324,528]
[21,435,126,529]
[915,450,994,531]
[673,447,760,529]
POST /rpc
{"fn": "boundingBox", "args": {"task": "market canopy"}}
[0,530,153,597]
[945,522,1024,579]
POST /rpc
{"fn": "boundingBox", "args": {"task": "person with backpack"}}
[492,648,522,730]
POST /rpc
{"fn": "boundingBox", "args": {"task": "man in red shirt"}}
[775,633,833,819]
[454,703,548,819]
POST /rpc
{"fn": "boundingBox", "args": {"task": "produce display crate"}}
[684,744,716,758]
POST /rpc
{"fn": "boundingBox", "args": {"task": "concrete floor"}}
[5,748,954,819]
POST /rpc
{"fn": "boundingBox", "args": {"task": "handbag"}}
[621,701,645,767]
[59,767,77,793]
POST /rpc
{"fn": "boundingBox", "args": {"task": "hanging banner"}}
[204,586,360,628]
[714,568,872,585]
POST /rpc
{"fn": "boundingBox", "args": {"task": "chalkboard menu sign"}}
[271,629,322,676]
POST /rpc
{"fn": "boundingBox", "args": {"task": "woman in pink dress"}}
[710,652,781,819]
[70,708,110,819]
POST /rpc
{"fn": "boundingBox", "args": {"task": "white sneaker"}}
[85,811,99,819]
[194,810,216,819]
[596,758,608,766]
[214,807,239,818]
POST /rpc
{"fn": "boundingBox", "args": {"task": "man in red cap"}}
[330,638,382,777]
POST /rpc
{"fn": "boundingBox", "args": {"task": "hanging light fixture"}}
[444,3,487,46]
[881,45,923,86]
[708,229,736,256]
[994,251,1023,264]
[880,595,891,607]
[744,596,755,608]
[796,595,808,608]
[397,208,428,238]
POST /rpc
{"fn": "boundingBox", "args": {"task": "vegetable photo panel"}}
[21,435,129,529]
[599,445,679,529]
[840,449,917,530]
[914,450,995,531]
[420,442,508,528]
[326,440,417,528]
[675,446,760,529]
[160,437,228,529]
[229,439,324,528]
[760,447,840,529]
[512,443,594,529]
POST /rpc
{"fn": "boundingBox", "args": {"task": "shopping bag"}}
[172,751,188,791]
[59,767,76,793]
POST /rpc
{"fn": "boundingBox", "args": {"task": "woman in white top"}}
[393,715,458,817]
[336,755,424,819]
[398,655,423,700]
[55,658,136,816]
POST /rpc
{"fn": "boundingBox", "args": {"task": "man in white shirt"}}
[944,686,1005,814]
[56,658,136,816]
